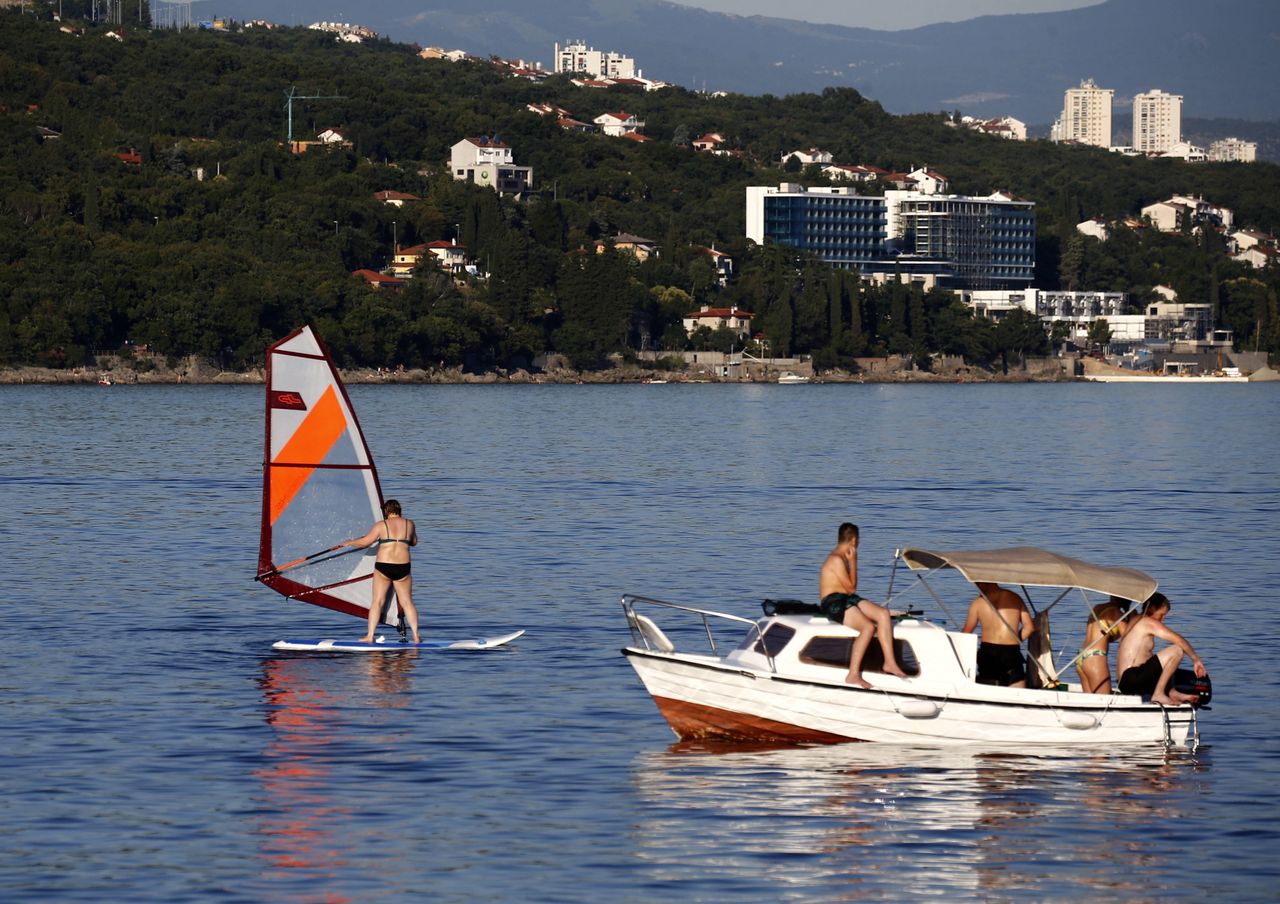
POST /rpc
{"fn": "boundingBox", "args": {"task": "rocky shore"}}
[0,359,1080,385]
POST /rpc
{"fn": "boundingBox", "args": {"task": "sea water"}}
[1,382,1278,901]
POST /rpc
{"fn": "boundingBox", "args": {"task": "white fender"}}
[897,699,941,719]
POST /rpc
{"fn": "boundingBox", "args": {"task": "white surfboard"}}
[272,629,525,652]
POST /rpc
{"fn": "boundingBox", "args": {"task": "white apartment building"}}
[1132,89,1182,154]
[1141,195,1233,232]
[554,40,637,80]
[966,289,1142,344]
[1054,79,1113,148]
[1209,137,1258,162]
[1161,141,1206,163]
[781,148,834,167]
[449,137,533,196]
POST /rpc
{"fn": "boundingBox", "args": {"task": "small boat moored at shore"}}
[622,546,1208,749]
[777,372,810,384]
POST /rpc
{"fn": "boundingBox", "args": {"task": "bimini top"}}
[901,546,1158,603]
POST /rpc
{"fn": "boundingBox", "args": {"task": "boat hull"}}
[625,648,1191,747]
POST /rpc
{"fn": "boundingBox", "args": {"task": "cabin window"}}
[753,624,795,657]
[798,636,921,676]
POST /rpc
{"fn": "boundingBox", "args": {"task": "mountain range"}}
[210,0,1278,124]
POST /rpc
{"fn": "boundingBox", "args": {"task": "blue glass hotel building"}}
[746,183,1035,290]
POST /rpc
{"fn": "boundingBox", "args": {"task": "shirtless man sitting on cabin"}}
[962,582,1035,687]
[818,522,908,688]
[1115,592,1206,706]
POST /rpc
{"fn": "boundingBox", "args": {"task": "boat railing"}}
[621,593,764,660]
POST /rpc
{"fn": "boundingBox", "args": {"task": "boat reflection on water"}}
[629,740,1209,897]
[251,653,419,895]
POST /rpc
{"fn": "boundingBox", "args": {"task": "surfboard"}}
[272,629,526,652]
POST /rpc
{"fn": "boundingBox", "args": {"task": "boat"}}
[777,372,810,384]
[255,325,522,651]
[621,546,1208,748]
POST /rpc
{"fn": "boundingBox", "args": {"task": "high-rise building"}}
[745,184,1035,290]
[1132,89,1182,154]
[1055,79,1114,148]
[553,40,637,80]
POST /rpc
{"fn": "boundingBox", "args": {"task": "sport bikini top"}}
[376,519,412,545]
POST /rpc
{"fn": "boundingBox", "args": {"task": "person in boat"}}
[1077,596,1132,694]
[818,522,908,688]
[962,582,1036,687]
[1115,592,1205,705]
[341,499,422,644]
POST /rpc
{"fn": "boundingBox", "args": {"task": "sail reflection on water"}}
[251,655,419,891]
[627,742,1207,897]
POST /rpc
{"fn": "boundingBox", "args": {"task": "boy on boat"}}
[963,583,1036,687]
[1115,592,1206,705]
[819,523,908,688]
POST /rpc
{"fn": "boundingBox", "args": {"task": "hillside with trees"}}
[1,12,1277,372]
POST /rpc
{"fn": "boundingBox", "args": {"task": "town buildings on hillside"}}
[745,183,1036,291]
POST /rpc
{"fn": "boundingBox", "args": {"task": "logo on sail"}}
[271,390,308,411]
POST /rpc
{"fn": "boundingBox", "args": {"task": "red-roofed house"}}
[907,167,949,194]
[114,147,142,167]
[594,111,645,137]
[352,268,406,290]
[692,132,725,152]
[373,190,421,207]
[527,102,573,118]
[621,131,651,143]
[424,239,468,274]
[390,243,428,278]
[682,305,753,338]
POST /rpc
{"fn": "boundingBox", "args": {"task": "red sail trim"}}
[261,573,370,619]
[269,462,376,470]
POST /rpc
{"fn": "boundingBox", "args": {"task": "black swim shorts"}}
[977,641,1027,686]
[1118,655,1163,697]
[819,592,864,623]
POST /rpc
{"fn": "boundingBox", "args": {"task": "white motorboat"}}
[622,546,1207,749]
[777,372,810,384]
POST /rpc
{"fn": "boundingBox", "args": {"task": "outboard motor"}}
[1173,668,1212,706]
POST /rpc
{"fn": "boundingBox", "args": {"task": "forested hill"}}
[2,13,1278,372]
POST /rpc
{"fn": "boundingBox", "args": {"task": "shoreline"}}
[0,364,1081,385]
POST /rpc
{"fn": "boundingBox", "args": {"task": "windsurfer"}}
[819,522,908,688]
[343,499,422,644]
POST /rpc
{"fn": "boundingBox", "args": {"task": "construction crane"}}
[284,87,346,146]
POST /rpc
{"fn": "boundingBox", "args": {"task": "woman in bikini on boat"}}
[342,499,422,644]
[1077,597,1130,694]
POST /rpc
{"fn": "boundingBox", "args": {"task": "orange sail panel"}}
[269,387,349,525]
[259,326,393,623]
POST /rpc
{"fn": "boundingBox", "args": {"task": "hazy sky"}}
[679,0,1106,31]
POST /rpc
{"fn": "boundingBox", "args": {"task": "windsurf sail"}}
[258,326,398,625]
